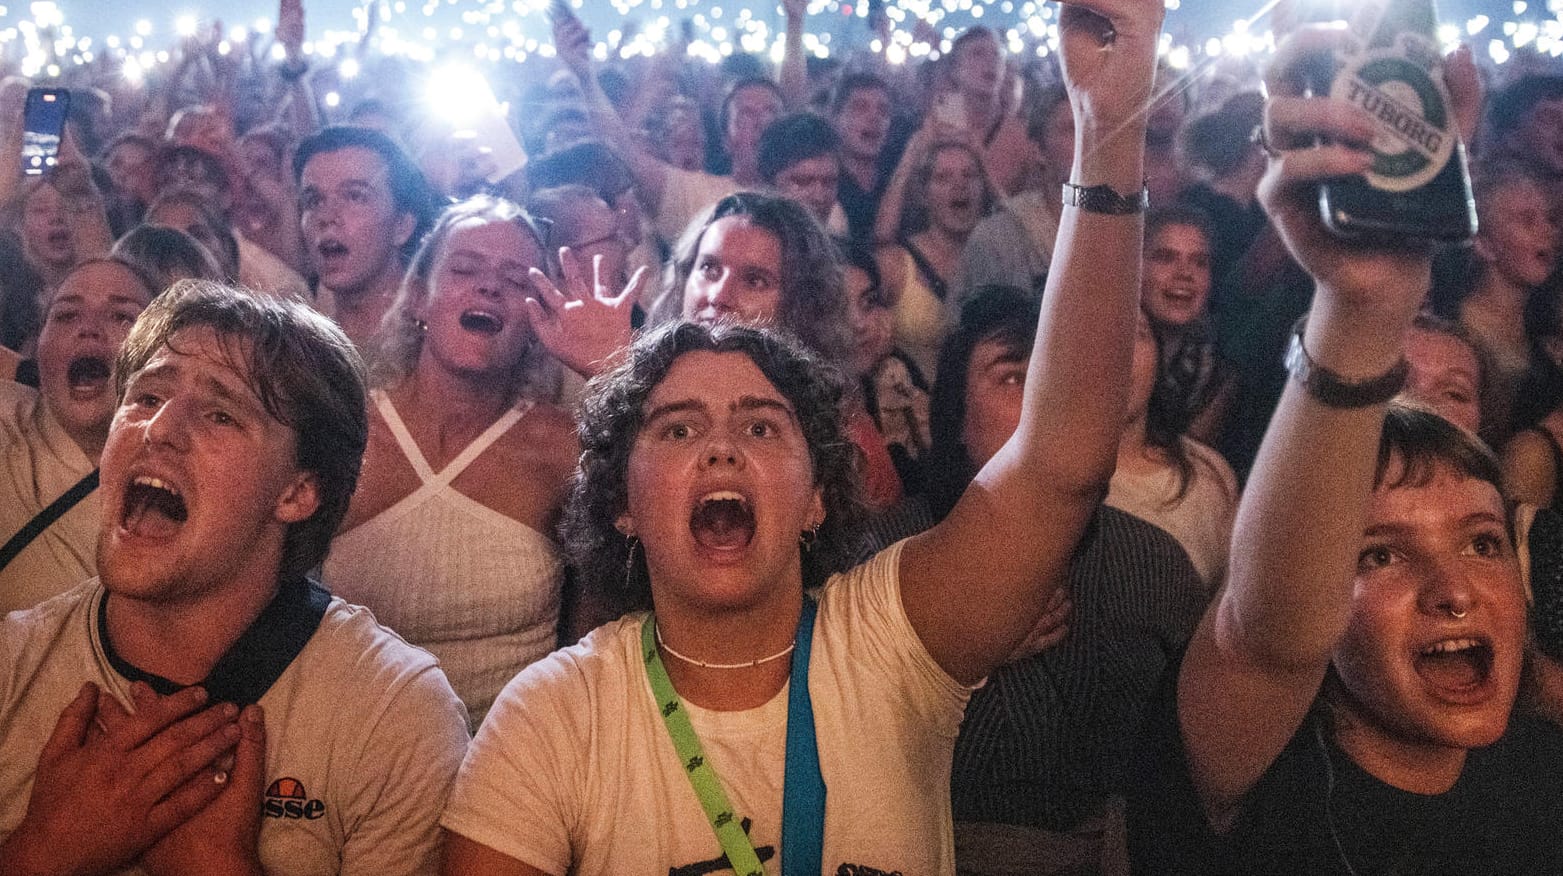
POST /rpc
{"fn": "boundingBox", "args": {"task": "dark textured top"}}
[1129,672,1563,875]
[863,499,1209,830]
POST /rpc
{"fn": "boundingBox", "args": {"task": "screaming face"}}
[1330,462,1526,767]
[619,350,823,616]
[36,262,154,454]
[97,325,319,605]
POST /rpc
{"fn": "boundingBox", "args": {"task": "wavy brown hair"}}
[651,191,851,367]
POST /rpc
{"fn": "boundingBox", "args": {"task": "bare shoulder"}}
[481,400,580,505]
[510,401,579,472]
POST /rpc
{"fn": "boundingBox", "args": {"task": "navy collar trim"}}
[97,577,331,706]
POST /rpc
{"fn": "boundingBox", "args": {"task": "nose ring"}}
[1449,608,1467,619]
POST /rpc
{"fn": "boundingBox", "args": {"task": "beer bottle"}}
[1314,0,1477,242]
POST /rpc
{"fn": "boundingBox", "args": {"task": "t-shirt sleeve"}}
[818,540,973,735]
[440,655,588,875]
[338,664,471,876]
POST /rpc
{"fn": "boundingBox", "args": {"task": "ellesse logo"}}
[263,777,326,820]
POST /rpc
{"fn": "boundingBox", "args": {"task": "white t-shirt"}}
[1105,438,1239,588]
[0,581,471,875]
[656,167,740,247]
[442,540,972,875]
[0,381,98,614]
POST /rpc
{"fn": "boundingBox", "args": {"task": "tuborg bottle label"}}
[1331,0,1457,194]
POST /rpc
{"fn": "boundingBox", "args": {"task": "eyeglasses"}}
[566,229,632,252]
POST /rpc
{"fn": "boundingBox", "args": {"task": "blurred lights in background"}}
[0,0,1554,88]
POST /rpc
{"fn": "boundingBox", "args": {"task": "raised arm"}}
[552,13,672,217]
[899,0,1160,685]
[272,0,321,138]
[1174,35,1479,825]
[779,0,809,109]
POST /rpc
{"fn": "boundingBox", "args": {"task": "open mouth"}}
[121,475,188,539]
[689,490,755,552]
[317,240,348,261]
[66,356,111,395]
[458,310,504,335]
[1414,637,1494,694]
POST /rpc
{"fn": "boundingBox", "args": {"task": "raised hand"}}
[551,5,593,83]
[1056,0,1165,134]
[277,0,306,58]
[0,683,241,876]
[525,248,646,379]
[1253,28,1479,313]
[140,704,268,876]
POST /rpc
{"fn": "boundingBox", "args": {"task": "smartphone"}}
[21,88,69,177]
[1312,0,1476,242]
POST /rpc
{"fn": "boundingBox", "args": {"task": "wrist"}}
[1298,298,1412,382]
[1070,137,1145,195]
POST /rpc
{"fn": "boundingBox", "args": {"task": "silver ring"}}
[1449,608,1467,619]
[1251,123,1280,159]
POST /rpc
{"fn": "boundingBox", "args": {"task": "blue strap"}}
[781,596,824,876]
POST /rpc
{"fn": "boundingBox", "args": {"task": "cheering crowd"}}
[1,0,1562,872]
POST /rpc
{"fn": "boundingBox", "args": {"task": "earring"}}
[799,522,821,552]
[625,536,640,588]
[414,318,428,332]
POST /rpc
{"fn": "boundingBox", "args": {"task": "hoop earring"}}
[799,522,820,552]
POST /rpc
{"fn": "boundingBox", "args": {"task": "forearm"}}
[276,78,319,136]
[871,144,917,243]
[577,69,668,214]
[1010,127,1145,497]
[779,15,807,109]
[1220,288,1412,669]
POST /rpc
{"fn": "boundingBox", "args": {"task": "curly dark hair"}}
[561,321,865,615]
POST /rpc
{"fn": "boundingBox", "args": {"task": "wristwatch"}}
[1061,181,1149,215]
[1284,328,1408,409]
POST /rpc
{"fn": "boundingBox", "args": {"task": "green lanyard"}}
[641,597,822,876]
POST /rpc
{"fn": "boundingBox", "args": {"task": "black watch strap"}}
[1061,182,1149,215]
[1284,329,1409,408]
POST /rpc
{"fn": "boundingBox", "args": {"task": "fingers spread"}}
[614,266,650,307]
[529,268,568,310]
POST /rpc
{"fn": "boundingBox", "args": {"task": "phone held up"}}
[1307,0,1477,243]
[22,87,70,177]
